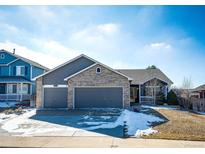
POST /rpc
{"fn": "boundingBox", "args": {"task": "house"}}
[190,84,205,98]
[0,49,49,102]
[190,84,205,112]
[34,54,173,109]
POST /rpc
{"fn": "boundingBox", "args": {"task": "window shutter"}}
[13,66,16,75]
[25,66,28,75]
[21,66,25,76]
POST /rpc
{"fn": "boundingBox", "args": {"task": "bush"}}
[167,90,179,105]
[156,91,166,105]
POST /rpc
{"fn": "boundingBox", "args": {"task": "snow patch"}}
[84,109,164,137]
[100,116,112,120]
[135,128,158,138]
[141,105,179,110]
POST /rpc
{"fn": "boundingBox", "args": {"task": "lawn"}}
[143,109,205,141]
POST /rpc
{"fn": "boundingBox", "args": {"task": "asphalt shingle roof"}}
[192,84,205,92]
[116,68,173,85]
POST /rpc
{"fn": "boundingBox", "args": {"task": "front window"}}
[21,84,28,94]
[7,83,28,94]
[7,84,18,94]
[16,66,25,76]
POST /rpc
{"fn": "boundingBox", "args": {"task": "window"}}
[7,84,17,94]
[0,53,5,59]
[16,66,25,76]
[96,67,101,74]
[21,84,28,94]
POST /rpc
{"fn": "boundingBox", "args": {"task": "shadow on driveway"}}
[30,109,124,138]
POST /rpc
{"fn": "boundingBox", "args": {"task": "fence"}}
[191,98,205,112]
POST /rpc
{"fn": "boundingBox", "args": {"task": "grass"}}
[143,109,205,141]
[0,107,25,115]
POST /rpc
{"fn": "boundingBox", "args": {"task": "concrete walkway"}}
[0,136,205,148]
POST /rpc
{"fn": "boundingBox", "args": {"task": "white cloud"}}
[18,6,56,26]
[71,23,119,44]
[150,42,171,49]
[0,41,81,69]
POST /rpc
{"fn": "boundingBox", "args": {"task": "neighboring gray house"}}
[34,54,173,109]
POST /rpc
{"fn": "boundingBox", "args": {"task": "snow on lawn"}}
[0,113,17,123]
[141,105,179,110]
[83,109,164,137]
[0,109,81,136]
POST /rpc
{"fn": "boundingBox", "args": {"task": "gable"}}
[42,56,95,85]
[0,51,17,65]
[0,49,48,70]
[66,63,129,83]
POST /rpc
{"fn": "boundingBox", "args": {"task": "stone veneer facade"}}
[36,77,43,109]
[67,64,130,109]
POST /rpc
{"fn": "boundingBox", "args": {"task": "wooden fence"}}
[191,98,205,112]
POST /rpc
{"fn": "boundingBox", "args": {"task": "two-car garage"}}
[43,86,123,108]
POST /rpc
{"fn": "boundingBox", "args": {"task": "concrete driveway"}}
[32,109,123,137]
[0,108,124,137]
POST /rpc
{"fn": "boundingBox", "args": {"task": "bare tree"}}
[180,76,193,109]
[182,76,193,89]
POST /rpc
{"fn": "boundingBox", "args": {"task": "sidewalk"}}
[0,136,205,148]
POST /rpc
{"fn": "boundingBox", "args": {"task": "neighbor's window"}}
[0,53,5,59]
[16,66,25,76]
[96,67,101,74]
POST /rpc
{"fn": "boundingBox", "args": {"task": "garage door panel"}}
[44,88,67,108]
[74,87,123,108]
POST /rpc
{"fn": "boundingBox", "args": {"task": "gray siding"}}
[74,87,123,108]
[44,88,67,108]
[43,57,94,85]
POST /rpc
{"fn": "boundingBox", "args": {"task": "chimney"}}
[13,48,15,54]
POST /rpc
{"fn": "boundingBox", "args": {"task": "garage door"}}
[74,87,123,108]
[44,87,67,108]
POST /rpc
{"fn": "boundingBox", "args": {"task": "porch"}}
[130,79,169,105]
[0,78,32,102]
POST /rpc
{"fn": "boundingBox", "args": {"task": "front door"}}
[130,86,139,103]
[0,83,6,94]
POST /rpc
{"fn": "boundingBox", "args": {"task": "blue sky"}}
[0,6,205,87]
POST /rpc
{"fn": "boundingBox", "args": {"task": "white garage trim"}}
[43,84,68,88]
[73,86,124,109]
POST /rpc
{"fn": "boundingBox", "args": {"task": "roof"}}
[0,76,32,83]
[192,84,205,92]
[117,68,173,85]
[0,49,49,70]
[34,54,132,81]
